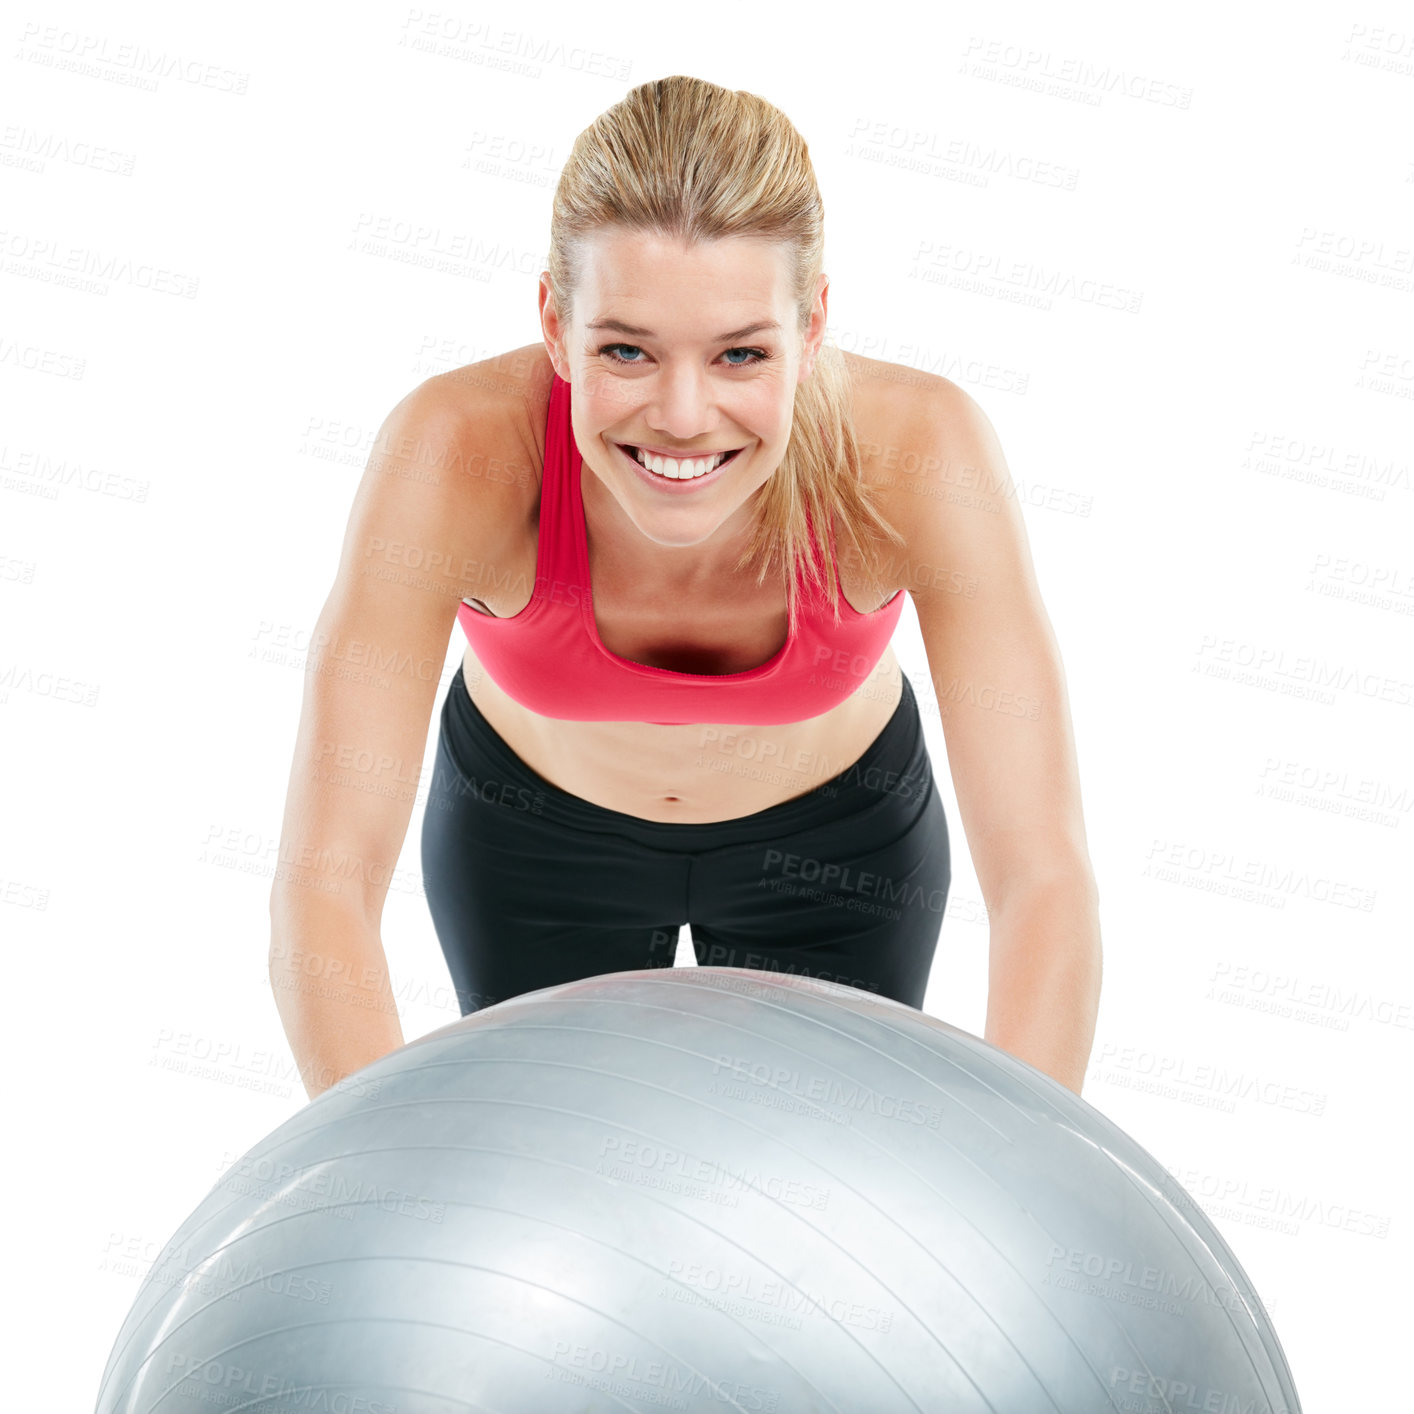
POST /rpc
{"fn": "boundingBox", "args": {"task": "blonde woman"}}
[269,76,1102,1100]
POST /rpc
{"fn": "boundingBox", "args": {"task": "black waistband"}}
[439,666,929,852]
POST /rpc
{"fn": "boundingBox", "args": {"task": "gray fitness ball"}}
[96,968,1301,1413]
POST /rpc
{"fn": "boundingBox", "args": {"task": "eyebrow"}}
[586,318,782,342]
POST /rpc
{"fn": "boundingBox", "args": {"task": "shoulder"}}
[843,356,1039,620]
[413,343,552,470]
[376,344,554,519]
[840,348,981,450]
[838,350,992,533]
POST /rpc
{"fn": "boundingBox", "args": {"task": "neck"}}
[580,465,766,590]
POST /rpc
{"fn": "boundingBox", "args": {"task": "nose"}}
[641,364,715,443]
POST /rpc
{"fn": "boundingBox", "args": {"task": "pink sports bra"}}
[456,372,904,725]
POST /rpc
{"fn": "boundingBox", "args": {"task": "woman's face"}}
[540,227,827,562]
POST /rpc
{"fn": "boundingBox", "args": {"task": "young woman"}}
[269,76,1101,1100]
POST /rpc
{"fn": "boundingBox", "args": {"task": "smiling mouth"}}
[616,442,744,481]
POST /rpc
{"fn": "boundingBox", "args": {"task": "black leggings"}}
[420,665,950,1015]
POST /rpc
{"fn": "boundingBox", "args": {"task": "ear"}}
[538,273,572,382]
[799,272,829,381]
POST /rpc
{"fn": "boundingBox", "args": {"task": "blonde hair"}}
[545,74,907,633]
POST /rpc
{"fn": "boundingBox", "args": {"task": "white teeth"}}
[628,445,731,480]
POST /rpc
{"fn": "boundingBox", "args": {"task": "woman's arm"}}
[890,378,1102,1093]
[268,368,525,1098]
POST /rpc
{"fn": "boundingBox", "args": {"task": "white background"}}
[4,2,1410,1409]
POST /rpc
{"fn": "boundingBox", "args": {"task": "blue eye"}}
[596,343,769,367]
[598,343,645,364]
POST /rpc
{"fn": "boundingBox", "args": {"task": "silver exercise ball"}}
[96,968,1301,1413]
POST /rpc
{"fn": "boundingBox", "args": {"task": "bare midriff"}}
[462,639,904,825]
